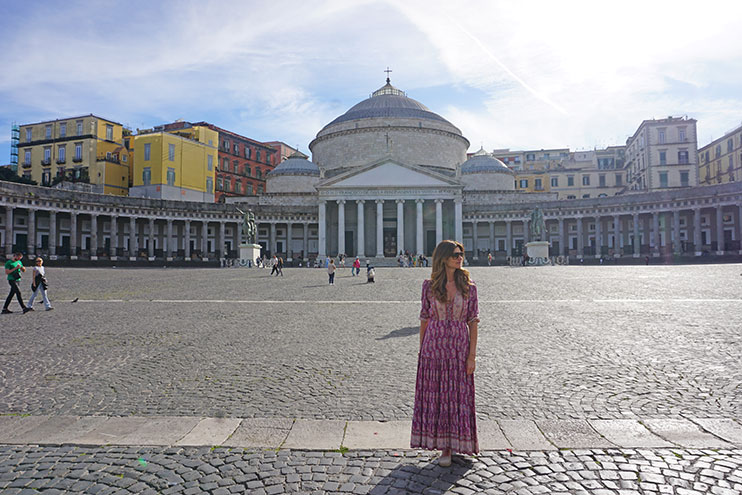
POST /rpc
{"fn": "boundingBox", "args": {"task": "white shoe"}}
[439,451,452,467]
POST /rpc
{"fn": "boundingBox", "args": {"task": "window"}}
[658,129,665,144]
[551,177,558,187]
[168,143,175,161]
[106,124,113,141]
[60,123,66,138]
[728,139,734,153]
[705,150,710,163]
[246,147,251,159]
[247,183,253,194]
[257,185,263,194]
[519,179,528,188]
[659,171,668,188]
[42,170,51,186]
[43,146,51,164]
[166,167,175,186]
[659,151,666,165]
[74,143,82,160]
[45,125,52,139]
[144,143,151,161]
[233,160,239,173]
[256,150,261,162]
[245,166,251,177]
[716,145,721,158]
[567,195,576,199]
[678,150,689,164]
[122,154,127,163]
[142,167,151,185]
[615,173,623,186]
[729,155,735,171]
[599,174,606,187]
[256,169,262,179]
[76,120,83,136]
[567,176,574,186]
[582,194,590,198]
[235,181,242,194]
[206,177,213,193]
[25,128,32,142]
[223,158,229,170]
[23,149,31,165]
[534,178,542,190]
[207,155,213,171]
[526,153,535,161]
[582,175,590,186]
[680,171,689,187]
[234,143,239,154]
[678,128,686,142]
[217,177,223,190]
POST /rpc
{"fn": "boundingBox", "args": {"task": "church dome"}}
[321,82,455,130]
[309,78,469,175]
[267,155,320,177]
[461,149,514,175]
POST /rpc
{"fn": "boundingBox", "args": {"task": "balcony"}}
[41,158,51,166]
[56,158,66,165]
[97,154,121,164]
[72,157,83,163]
[21,161,32,169]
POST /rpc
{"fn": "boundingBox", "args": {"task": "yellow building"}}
[17,114,130,196]
[699,123,742,185]
[129,125,217,202]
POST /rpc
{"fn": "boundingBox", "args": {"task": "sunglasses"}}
[451,252,464,259]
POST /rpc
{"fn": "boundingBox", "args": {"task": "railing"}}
[41,158,51,165]
[97,154,121,164]
[72,157,83,163]
[56,158,66,164]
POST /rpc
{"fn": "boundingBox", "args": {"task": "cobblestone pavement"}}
[1,265,741,420]
[1,445,741,494]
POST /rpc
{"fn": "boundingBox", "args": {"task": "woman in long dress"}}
[411,240,479,466]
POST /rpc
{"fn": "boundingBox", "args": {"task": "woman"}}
[411,240,479,466]
[327,258,336,285]
[27,257,53,311]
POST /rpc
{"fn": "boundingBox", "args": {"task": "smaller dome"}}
[461,148,514,175]
[267,155,320,177]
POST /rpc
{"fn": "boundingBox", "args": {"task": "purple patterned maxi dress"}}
[411,279,479,454]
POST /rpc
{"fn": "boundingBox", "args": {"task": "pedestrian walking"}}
[270,255,279,275]
[276,257,284,276]
[26,257,53,311]
[366,263,375,283]
[3,252,30,314]
[487,252,493,266]
[353,257,361,276]
[327,259,336,285]
[411,240,479,466]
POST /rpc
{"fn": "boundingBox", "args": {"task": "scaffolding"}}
[10,123,19,172]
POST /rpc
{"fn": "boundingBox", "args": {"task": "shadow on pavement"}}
[376,326,418,340]
[369,457,473,494]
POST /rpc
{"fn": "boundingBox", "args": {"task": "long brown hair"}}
[430,240,471,303]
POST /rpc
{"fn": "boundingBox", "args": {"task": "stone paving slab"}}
[111,416,201,445]
[0,416,51,443]
[589,418,674,448]
[691,418,742,445]
[498,419,556,450]
[537,419,616,448]
[477,420,512,450]
[5,415,105,445]
[174,417,241,446]
[282,419,346,450]
[223,418,294,448]
[643,418,735,448]
[70,416,151,445]
[343,420,411,450]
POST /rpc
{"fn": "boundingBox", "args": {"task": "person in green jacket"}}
[3,252,30,314]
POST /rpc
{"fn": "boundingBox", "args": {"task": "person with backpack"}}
[26,257,53,311]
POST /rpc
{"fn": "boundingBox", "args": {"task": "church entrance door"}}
[345,231,354,257]
[426,230,436,255]
[383,228,396,257]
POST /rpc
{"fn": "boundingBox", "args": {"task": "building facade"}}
[699,123,742,186]
[17,115,130,196]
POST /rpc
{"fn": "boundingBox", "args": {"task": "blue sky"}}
[2,0,741,165]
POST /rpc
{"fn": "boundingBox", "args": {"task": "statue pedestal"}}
[526,241,550,265]
[240,243,262,264]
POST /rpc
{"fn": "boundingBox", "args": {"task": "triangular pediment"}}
[320,160,458,188]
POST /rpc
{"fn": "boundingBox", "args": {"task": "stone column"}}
[472,220,479,259]
[716,205,724,255]
[435,199,443,246]
[673,209,681,255]
[375,200,384,257]
[4,207,12,256]
[632,213,640,257]
[337,200,346,256]
[91,214,99,260]
[356,201,365,258]
[201,221,208,259]
[147,218,155,259]
[576,216,583,258]
[652,211,660,257]
[523,219,530,245]
[303,222,309,260]
[70,211,78,259]
[415,199,423,256]
[594,215,601,258]
[613,215,621,254]
[489,221,495,254]
[128,216,136,260]
[219,221,226,259]
[318,201,326,258]
[693,208,702,256]
[505,220,512,256]
[396,199,404,254]
[454,198,463,243]
[26,209,36,256]
[166,219,173,260]
[49,211,57,256]
[286,222,293,260]
[558,217,565,256]
[270,222,276,256]
[184,220,191,259]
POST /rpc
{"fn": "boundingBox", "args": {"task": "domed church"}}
[255,77,525,260]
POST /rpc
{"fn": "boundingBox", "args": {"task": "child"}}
[367,264,375,283]
[27,257,53,311]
